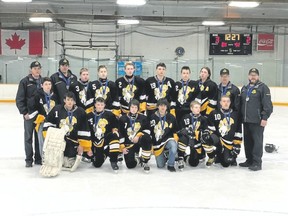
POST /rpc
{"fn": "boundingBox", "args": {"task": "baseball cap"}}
[248,68,259,75]
[220,68,229,75]
[30,61,41,69]
[59,58,69,66]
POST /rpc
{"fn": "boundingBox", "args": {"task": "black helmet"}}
[265,143,278,153]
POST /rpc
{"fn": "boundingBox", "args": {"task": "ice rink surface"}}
[0,103,287,216]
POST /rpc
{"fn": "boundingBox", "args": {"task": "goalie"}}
[41,91,92,177]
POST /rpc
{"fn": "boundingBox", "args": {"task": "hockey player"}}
[50,58,78,104]
[118,99,152,172]
[16,61,43,167]
[86,97,120,172]
[86,65,120,116]
[217,68,240,112]
[177,101,209,168]
[115,62,146,114]
[150,98,178,172]
[145,63,176,117]
[208,95,242,167]
[174,66,199,124]
[69,68,90,110]
[28,77,59,158]
[43,91,92,170]
[195,67,218,117]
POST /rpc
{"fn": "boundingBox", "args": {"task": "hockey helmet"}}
[265,143,278,153]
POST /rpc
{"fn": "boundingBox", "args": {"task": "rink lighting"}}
[202,21,225,26]
[29,17,53,23]
[117,19,140,25]
[229,1,260,8]
[117,0,146,6]
[1,0,32,2]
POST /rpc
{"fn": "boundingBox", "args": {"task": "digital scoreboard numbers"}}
[209,33,253,55]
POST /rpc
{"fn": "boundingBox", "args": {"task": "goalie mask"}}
[265,143,278,153]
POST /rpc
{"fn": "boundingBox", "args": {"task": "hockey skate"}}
[142,162,150,173]
[111,162,119,173]
[178,157,184,171]
[206,157,215,167]
[62,155,82,172]
[117,153,124,165]
[40,127,66,177]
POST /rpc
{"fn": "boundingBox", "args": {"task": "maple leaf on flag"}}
[6,33,26,50]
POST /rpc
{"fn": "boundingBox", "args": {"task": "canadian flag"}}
[0,29,43,56]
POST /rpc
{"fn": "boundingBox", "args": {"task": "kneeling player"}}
[150,99,178,172]
[207,95,242,167]
[177,101,209,168]
[119,99,152,173]
[43,91,92,171]
[87,97,120,172]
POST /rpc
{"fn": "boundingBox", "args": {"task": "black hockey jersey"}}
[207,109,242,150]
[149,112,178,156]
[50,70,78,104]
[86,79,120,116]
[195,78,218,116]
[87,110,118,147]
[217,82,240,112]
[115,75,146,113]
[43,105,91,151]
[145,76,176,111]
[69,80,89,110]
[175,79,199,112]
[119,113,150,145]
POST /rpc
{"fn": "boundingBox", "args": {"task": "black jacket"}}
[50,70,78,104]
[16,74,43,115]
[240,81,273,124]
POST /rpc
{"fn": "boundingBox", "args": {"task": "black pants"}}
[24,117,40,162]
[185,146,205,167]
[243,123,264,166]
[124,134,152,169]
[92,133,119,168]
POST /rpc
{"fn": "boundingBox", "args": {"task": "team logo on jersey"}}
[79,89,87,104]
[154,84,168,100]
[94,118,108,140]
[154,121,172,141]
[127,122,141,141]
[205,86,209,91]
[123,85,137,103]
[43,100,56,114]
[60,116,77,134]
[219,118,234,137]
[200,85,205,91]
[178,86,192,105]
[95,86,110,100]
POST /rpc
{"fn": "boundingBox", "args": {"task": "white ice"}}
[0,103,287,216]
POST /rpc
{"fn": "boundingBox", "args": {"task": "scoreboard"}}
[209,33,253,55]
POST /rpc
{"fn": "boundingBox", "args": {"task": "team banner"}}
[257,33,274,51]
[0,29,43,56]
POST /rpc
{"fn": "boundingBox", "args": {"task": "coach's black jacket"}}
[240,81,273,124]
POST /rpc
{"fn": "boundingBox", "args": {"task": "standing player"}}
[69,68,90,110]
[28,77,59,158]
[87,97,120,172]
[239,68,273,171]
[150,99,178,172]
[86,65,120,116]
[115,62,146,114]
[145,63,176,117]
[195,67,218,117]
[217,68,240,112]
[43,91,92,170]
[174,66,199,124]
[50,58,78,104]
[16,61,43,167]
[118,99,152,172]
[177,101,208,168]
[207,95,242,167]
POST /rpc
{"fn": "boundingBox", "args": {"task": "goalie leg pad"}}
[40,127,66,177]
[62,155,82,172]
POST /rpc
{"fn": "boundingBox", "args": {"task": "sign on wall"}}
[0,29,43,56]
[257,34,274,51]
[117,61,142,76]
